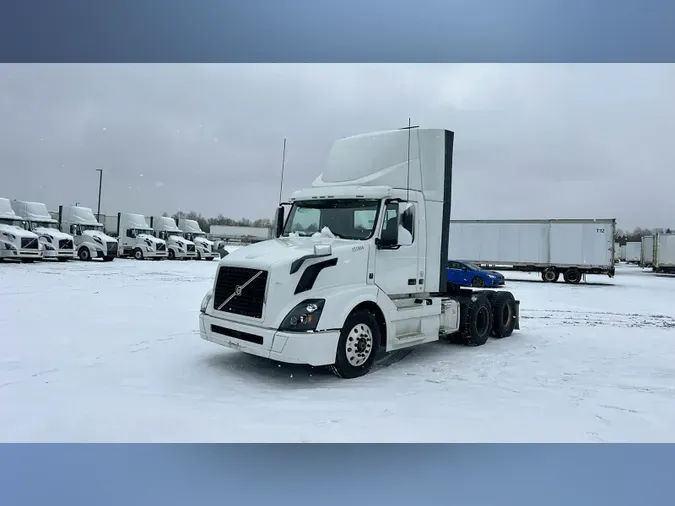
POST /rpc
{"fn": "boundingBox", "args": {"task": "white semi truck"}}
[59,205,118,261]
[116,212,167,260]
[640,235,655,268]
[0,197,42,262]
[449,219,616,283]
[625,241,641,265]
[653,233,675,273]
[198,127,521,379]
[149,216,197,260]
[178,218,216,260]
[11,200,75,261]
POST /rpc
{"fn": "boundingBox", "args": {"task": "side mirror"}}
[275,206,285,238]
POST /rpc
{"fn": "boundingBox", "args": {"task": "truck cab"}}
[59,205,118,261]
[117,212,167,260]
[198,128,520,378]
[11,200,75,261]
[177,218,216,260]
[150,216,197,260]
[0,197,43,262]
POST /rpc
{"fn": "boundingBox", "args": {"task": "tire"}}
[329,310,381,379]
[78,247,91,261]
[196,251,202,260]
[542,268,559,283]
[490,291,517,338]
[471,276,485,288]
[57,258,70,262]
[168,249,176,260]
[133,248,144,260]
[102,257,114,262]
[462,293,493,346]
[563,268,581,284]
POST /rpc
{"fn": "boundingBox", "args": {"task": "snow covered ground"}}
[1,260,674,442]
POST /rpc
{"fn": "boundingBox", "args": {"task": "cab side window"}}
[398,203,415,246]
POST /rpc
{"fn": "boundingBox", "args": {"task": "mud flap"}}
[514,300,521,330]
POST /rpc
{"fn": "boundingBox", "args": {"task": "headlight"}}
[6,243,16,250]
[279,299,325,332]
[488,274,496,279]
[200,289,214,313]
[44,243,55,250]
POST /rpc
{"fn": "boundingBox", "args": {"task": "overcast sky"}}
[1,64,673,230]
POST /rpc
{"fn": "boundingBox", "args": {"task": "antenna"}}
[278,138,287,205]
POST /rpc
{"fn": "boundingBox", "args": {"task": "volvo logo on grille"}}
[217,270,264,311]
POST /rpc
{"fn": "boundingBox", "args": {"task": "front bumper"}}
[146,250,168,259]
[199,312,340,367]
[489,277,505,286]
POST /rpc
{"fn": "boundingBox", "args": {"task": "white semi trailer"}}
[640,236,655,268]
[198,127,521,379]
[149,216,196,260]
[116,212,167,260]
[11,200,75,261]
[59,205,118,261]
[0,197,42,262]
[625,241,641,265]
[178,218,216,260]
[448,219,616,284]
[619,244,627,261]
[654,233,675,273]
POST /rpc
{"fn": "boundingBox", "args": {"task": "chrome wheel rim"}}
[345,323,373,367]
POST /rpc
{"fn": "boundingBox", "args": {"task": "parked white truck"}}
[619,244,627,261]
[11,200,74,261]
[178,218,216,260]
[149,216,196,260]
[641,236,655,268]
[624,241,641,265]
[59,205,118,261]
[0,197,42,262]
[448,219,616,283]
[653,233,675,273]
[116,212,167,260]
[198,127,521,379]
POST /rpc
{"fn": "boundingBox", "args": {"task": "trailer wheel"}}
[462,293,493,346]
[78,247,91,261]
[133,248,144,260]
[490,291,517,338]
[329,310,381,379]
[542,268,559,283]
[563,268,582,284]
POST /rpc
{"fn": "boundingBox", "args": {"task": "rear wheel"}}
[490,291,517,338]
[542,268,559,283]
[563,268,582,284]
[329,310,381,379]
[462,293,493,346]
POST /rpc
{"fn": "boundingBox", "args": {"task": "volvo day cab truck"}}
[0,197,42,262]
[199,128,521,379]
[178,218,216,260]
[150,216,197,260]
[59,205,118,261]
[11,200,75,261]
[117,212,167,260]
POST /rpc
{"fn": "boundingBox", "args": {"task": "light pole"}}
[95,168,103,222]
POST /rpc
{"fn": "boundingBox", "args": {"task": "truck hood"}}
[219,235,364,270]
[169,235,195,246]
[83,230,117,243]
[33,227,73,240]
[194,236,214,247]
[0,224,39,239]
[137,233,165,245]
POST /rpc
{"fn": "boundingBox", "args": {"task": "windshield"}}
[81,224,103,232]
[282,199,380,240]
[463,261,480,271]
[31,221,59,230]
[158,231,181,240]
[0,218,22,227]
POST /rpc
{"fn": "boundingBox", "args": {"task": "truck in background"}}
[59,205,118,261]
[614,242,621,263]
[11,200,74,261]
[625,241,641,265]
[116,212,167,260]
[448,219,616,284]
[640,236,655,268]
[177,218,216,260]
[0,197,43,262]
[150,216,196,260]
[619,244,627,261]
[198,127,521,379]
[653,233,675,273]
[209,224,272,243]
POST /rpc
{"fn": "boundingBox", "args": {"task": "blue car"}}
[447,260,505,288]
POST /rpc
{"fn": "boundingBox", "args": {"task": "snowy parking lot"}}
[1,260,674,442]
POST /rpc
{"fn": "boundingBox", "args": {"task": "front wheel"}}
[168,249,176,260]
[196,251,202,260]
[134,248,144,260]
[471,276,485,288]
[329,310,381,379]
[78,247,91,261]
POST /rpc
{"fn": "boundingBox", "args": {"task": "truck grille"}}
[59,239,73,250]
[21,237,38,249]
[106,242,117,256]
[156,243,166,251]
[187,244,196,252]
[213,266,268,319]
